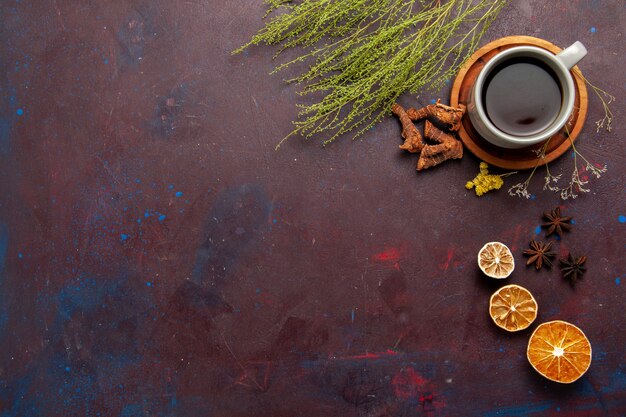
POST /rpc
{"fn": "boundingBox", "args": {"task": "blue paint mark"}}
[46,273,149,398]
[272,218,277,224]
[601,367,626,396]
[18,252,23,258]
[175,191,183,197]
[593,350,608,363]
[103,58,109,65]
[534,225,541,235]
[590,27,596,33]
[146,281,152,287]
[120,233,129,241]
[0,224,8,332]
[482,401,553,417]
[121,404,143,417]
[616,277,621,285]
[16,108,23,116]
[134,178,141,183]
[115,10,157,72]
[192,184,271,285]
[149,83,191,138]
[570,219,576,225]
[0,117,10,152]
[144,210,150,218]
[429,99,437,104]
[57,277,115,319]
[168,184,174,189]
[618,215,626,223]
[158,214,166,222]
[3,371,42,417]
[137,218,141,223]
[0,224,8,273]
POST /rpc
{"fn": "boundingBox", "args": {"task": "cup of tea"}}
[467,41,587,149]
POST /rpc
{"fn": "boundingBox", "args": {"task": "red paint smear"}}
[419,394,434,406]
[372,247,402,270]
[391,367,428,400]
[416,397,446,414]
[439,247,454,272]
[391,368,447,413]
[372,247,401,263]
[331,349,398,361]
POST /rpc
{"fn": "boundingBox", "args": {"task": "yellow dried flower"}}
[466,162,504,197]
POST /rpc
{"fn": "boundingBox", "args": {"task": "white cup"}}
[467,41,587,149]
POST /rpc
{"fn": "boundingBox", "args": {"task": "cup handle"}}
[556,41,587,69]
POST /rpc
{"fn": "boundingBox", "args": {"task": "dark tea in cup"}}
[467,41,587,149]
[482,57,562,137]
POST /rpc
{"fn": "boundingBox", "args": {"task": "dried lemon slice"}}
[527,320,592,383]
[489,284,538,332]
[478,241,515,279]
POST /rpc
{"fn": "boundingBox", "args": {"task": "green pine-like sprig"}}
[235,0,508,147]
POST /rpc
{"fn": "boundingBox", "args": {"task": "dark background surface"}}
[1,1,624,416]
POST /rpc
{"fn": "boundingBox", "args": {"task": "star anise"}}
[523,240,556,270]
[560,254,587,285]
[542,207,572,237]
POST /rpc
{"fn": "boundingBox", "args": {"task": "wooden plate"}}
[450,36,588,170]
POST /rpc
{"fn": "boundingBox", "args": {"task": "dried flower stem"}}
[572,69,615,133]
[507,139,551,199]
[507,69,614,200]
[507,126,608,200]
